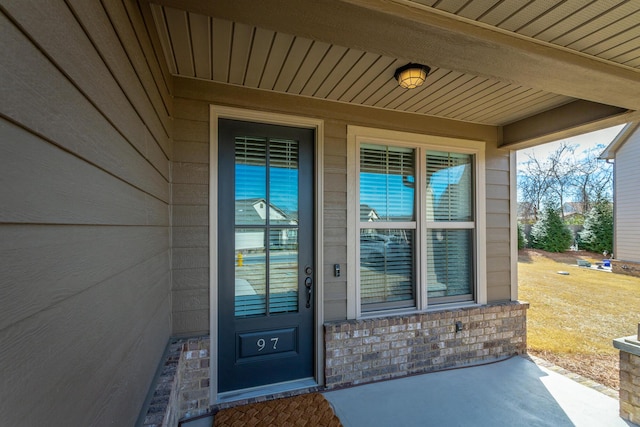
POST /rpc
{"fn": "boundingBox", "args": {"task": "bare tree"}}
[517,142,612,222]
[545,143,576,219]
[571,144,613,212]
[518,155,549,222]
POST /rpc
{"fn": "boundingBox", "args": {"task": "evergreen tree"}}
[530,207,572,252]
[578,202,613,254]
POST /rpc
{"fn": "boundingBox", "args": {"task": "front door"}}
[218,119,315,393]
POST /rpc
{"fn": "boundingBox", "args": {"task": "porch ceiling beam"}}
[146,0,640,111]
[500,101,639,150]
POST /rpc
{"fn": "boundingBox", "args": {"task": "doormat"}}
[213,393,342,427]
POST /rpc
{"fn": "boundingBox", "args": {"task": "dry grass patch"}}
[519,249,640,390]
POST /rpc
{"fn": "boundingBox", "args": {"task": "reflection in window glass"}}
[234,136,300,317]
[235,137,267,225]
[269,228,298,314]
[426,151,472,222]
[360,145,415,222]
[356,138,478,312]
[270,139,299,222]
[426,229,473,299]
[360,229,415,310]
[235,229,266,317]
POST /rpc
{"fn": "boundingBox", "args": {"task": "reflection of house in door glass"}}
[235,198,298,251]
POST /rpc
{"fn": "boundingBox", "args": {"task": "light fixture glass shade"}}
[394,63,431,89]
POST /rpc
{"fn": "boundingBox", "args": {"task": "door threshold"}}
[217,378,317,404]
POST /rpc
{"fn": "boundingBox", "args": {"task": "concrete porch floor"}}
[323,355,632,427]
[184,355,633,427]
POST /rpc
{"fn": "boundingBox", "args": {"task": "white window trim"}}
[347,126,487,319]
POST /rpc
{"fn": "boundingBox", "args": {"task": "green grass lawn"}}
[518,249,640,389]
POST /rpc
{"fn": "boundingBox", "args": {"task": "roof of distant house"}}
[600,122,640,160]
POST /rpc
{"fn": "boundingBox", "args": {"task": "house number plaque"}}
[239,328,296,358]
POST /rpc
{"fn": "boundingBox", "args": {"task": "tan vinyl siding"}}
[171,104,212,334]
[485,145,513,301]
[172,76,511,326]
[614,130,640,262]
[321,123,349,321]
[0,1,171,426]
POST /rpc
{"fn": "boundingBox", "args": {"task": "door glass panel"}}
[268,138,299,314]
[269,228,298,314]
[270,138,299,222]
[236,136,267,225]
[234,136,300,317]
[235,229,266,317]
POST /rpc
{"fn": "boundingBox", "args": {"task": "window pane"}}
[270,138,299,222]
[235,229,266,317]
[235,137,267,225]
[360,145,415,222]
[427,229,473,300]
[360,229,415,310]
[269,228,298,314]
[426,151,472,222]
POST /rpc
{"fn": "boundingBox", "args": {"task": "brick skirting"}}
[619,351,640,423]
[323,301,528,389]
[141,302,528,425]
[140,337,210,427]
[614,331,640,424]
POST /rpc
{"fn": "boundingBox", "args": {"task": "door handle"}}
[304,276,313,308]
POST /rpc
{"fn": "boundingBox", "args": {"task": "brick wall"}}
[178,337,211,420]
[615,334,640,424]
[140,340,182,427]
[619,351,640,423]
[140,337,210,427]
[142,303,528,424]
[324,302,528,388]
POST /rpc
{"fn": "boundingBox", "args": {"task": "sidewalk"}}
[323,356,631,427]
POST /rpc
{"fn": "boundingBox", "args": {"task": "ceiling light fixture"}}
[394,63,431,89]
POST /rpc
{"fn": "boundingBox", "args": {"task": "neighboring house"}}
[600,122,640,273]
[235,198,298,251]
[360,204,380,222]
[563,202,585,217]
[562,201,586,224]
[2,1,640,425]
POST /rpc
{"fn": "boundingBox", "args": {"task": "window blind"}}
[359,144,416,310]
[234,137,300,317]
[426,151,472,222]
[360,145,415,222]
[360,229,415,309]
[427,229,473,299]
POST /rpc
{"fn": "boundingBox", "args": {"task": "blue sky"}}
[517,124,625,165]
[235,164,298,213]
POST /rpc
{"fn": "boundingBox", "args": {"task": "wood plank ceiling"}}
[146,0,640,132]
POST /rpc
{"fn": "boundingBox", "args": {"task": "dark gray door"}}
[218,119,315,393]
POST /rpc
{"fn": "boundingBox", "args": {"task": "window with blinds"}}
[359,144,416,311]
[426,151,474,303]
[350,126,483,316]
